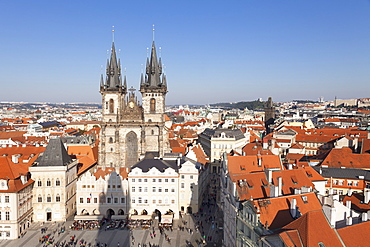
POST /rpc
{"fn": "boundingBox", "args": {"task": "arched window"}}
[37,180,42,187]
[56,194,60,202]
[151,129,154,135]
[109,137,113,143]
[37,195,42,202]
[56,179,60,186]
[150,98,156,112]
[46,179,51,187]
[47,194,51,202]
[109,99,114,113]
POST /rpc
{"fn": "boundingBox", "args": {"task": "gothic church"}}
[98,39,170,168]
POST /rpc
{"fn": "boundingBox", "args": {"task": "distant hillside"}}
[210,100,266,110]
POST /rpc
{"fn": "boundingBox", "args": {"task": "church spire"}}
[101,40,126,93]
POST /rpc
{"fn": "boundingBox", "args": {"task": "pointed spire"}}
[124,74,127,89]
[140,73,144,86]
[104,41,122,90]
[100,74,104,88]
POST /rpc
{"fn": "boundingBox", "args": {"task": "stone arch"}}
[106,209,115,219]
[126,131,138,167]
[118,209,124,215]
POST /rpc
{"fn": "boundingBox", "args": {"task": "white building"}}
[76,167,129,219]
[30,138,78,222]
[128,153,199,218]
[0,157,33,240]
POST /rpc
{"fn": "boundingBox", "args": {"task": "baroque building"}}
[98,40,170,168]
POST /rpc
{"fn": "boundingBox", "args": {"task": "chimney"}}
[347,188,352,196]
[262,138,268,150]
[346,216,353,226]
[12,155,19,164]
[266,169,273,184]
[365,189,370,204]
[290,198,297,218]
[346,200,351,209]
[270,184,279,198]
[294,188,302,195]
[362,212,368,222]
[257,155,262,167]
[287,163,293,170]
[278,177,283,196]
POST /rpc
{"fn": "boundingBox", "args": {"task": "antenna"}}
[146,47,149,58]
[159,47,162,58]
[112,26,115,42]
[152,24,155,41]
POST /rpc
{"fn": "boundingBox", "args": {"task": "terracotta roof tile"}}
[337,220,370,246]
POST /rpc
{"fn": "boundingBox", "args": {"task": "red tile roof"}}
[281,210,343,246]
[321,147,370,169]
[228,155,282,176]
[337,220,370,246]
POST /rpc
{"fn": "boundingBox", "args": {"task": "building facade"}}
[98,40,170,169]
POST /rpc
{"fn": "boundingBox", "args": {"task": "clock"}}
[129,101,135,108]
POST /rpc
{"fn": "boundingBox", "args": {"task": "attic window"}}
[291,176,298,184]
[306,171,313,177]
[247,180,254,188]
[302,195,308,203]
[261,178,268,187]
[240,165,246,171]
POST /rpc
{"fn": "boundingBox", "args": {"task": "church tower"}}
[99,34,170,168]
[140,41,169,155]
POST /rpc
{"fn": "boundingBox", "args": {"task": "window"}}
[181,175,185,179]
[339,190,343,195]
[153,179,156,182]
[47,195,51,202]
[132,179,135,182]
[80,198,83,203]
[139,187,142,192]
[347,181,353,186]
[109,137,113,143]
[165,179,168,182]
[144,198,148,203]
[93,198,97,203]
[171,199,175,204]
[114,198,118,203]
[56,194,60,202]
[354,181,359,187]
[107,198,112,203]
[158,179,162,182]
[121,198,125,204]
[190,175,193,180]
[5,212,9,221]
[117,185,121,188]
[109,99,114,113]
[132,197,135,203]
[165,188,168,192]
[171,179,175,183]
[144,179,147,182]
[153,187,156,192]
[138,197,142,204]
[38,180,42,187]
[47,179,51,187]
[5,196,9,203]
[38,195,42,202]
[0,212,1,220]
[158,187,162,192]
[153,199,156,204]
[158,199,162,203]
[144,187,148,192]
[171,188,175,192]
[150,98,156,112]
[56,179,60,186]
[132,187,135,192]
[87,198,91,203]
[181,183,185,189]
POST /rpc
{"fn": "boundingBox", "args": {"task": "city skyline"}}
[1,0,370,105]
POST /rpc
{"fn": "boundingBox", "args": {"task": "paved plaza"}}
[0,175,222,247]
[0,209,221,247]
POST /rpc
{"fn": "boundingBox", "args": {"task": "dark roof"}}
[39,121,63,128]
[38,138,73,166]
[131,157,183,172]
[200,128,245,140]
[313,166,370,181]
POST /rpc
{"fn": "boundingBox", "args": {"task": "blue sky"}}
[1,0,370,105]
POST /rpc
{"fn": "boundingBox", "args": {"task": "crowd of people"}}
[70,220,101,230]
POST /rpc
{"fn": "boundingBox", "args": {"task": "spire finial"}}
[152,24,155,42]
[112,26,115,42]
[146,47,149,58]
